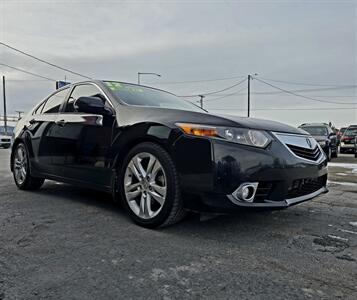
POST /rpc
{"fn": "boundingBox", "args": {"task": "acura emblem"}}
[306,138,312,148]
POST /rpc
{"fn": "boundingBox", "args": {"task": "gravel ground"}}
[0,149,356,299]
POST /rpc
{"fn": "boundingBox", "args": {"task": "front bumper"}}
[0,141,11,148]
[340,143,356,151]
[174,132,328,212]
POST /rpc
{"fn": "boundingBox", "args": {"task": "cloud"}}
[0,0,356,127]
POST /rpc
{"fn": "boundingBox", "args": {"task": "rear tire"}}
[120,142,185,228]
[12,143,44,190]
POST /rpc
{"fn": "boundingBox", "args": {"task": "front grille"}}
[286,144,321,161]
[1,139,10,142]
[287,176,325,199]
[254,182,273,202]
[342,139,355,144]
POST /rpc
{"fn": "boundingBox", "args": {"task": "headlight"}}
[176,123,272,148]
[318,140,326,146]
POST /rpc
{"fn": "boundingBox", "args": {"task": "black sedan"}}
[11,80,328,228]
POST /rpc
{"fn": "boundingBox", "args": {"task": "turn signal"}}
[176,123,218,137]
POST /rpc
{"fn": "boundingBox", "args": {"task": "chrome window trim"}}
[68,82,115,110]
[272,132,325,164]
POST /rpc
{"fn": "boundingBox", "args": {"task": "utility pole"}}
[199,95,205,109]
[2,76,7,134]
[15,110,24,119]
[247,73,257,118]
[247,75,251,117]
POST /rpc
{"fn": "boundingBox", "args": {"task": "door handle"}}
[55,119,66,127]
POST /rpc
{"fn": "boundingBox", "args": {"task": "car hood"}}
[215,114,304,134]
[118,106,305,135]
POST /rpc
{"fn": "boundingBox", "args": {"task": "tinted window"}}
[301,126,328,136]
[42,88,69,114]
[66,84,107,112]
[104,81,204,113]
[344,128,357,136]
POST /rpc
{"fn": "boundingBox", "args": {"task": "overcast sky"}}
[0,0,356,128]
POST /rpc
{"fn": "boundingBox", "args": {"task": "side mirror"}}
[74,96,106,114]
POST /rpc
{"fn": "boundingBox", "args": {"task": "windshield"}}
[104,81,205,113]
[344,128,357,136]
[0,126,14,135]
[301,126,328,136]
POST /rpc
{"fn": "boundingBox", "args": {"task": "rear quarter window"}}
[42,88,69,114]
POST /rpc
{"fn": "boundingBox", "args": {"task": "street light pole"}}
[137,72,161,85]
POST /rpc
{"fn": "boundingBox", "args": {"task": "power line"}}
[258,77,356,87]
[253,77,357,105]
[253,85,357,95]
[146,74,246,85]
[207,107,357,111]
[178,78,247,97]
[0,41,92,79]
[205,86,247,102]
[0,62,56,81]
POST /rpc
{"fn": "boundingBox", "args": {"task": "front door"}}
[50,83,116,189]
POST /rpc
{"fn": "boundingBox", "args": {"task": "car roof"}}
[300,123,329,127]
[56,79,178,97]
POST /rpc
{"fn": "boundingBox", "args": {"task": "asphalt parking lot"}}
[0,149,356,299]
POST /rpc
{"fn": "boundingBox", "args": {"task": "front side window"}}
[65,84,108,113]
[42,88,69,114]
[105,81,205,113]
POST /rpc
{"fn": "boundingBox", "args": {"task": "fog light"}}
[242,186,250,199]
[230,182,259,204]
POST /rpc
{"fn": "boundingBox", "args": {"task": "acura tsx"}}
[11,80,328,227]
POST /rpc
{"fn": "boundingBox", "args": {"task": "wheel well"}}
[113,137,171,172]
[10,138,23,171]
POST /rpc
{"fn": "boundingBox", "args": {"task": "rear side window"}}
[42,88,69,114]
[34,101,46,114]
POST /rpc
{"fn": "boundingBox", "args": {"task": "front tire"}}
[12,143,44,190]
[326,147,332,161]
[120,142,185,228]
[331,147,338,158]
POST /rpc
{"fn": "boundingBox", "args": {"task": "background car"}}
[337,127,347,145]
[10,80,328,228]
[299,123,338,161]
[0,126,14,149]
[340,125,357,154]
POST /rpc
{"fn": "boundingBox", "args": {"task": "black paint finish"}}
[10,80,328,212]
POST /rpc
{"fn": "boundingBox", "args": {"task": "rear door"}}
[28,88,70,175]
[49,83,116,189]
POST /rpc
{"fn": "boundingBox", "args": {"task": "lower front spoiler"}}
[184,186,329,213]
[227,186,328,208]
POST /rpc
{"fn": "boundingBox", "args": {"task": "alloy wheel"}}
[124,152,167,219]
[14,145,27,185]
